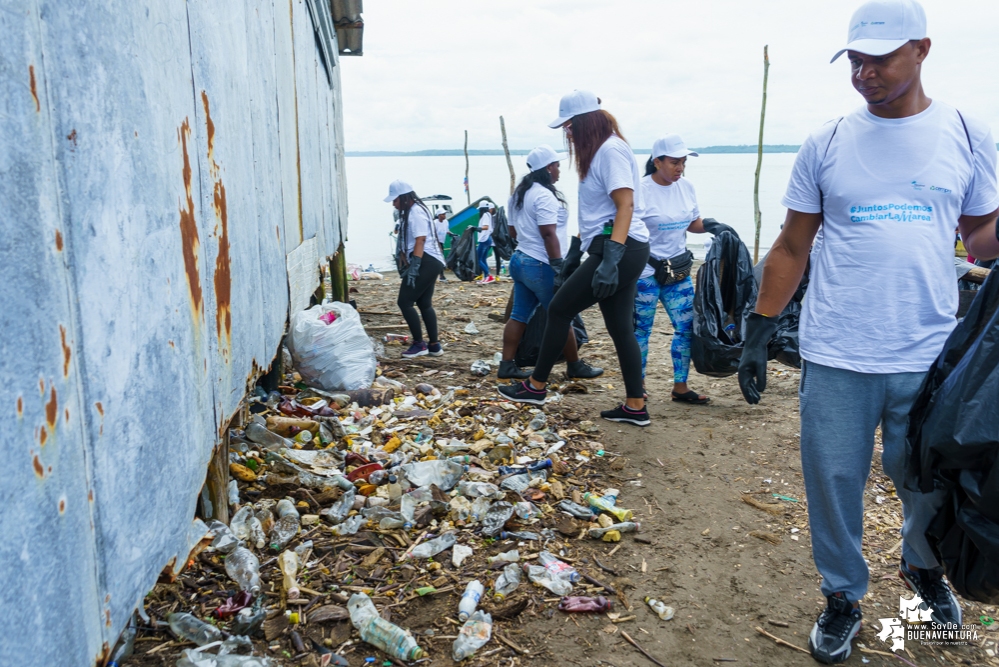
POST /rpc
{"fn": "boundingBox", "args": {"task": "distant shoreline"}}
[346,145,803,157]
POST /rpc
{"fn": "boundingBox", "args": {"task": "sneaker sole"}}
[808,618,861,664]
[566,372,604,379]
[427,350,444,357]
[602,415,651,427]
[497,391,546,405]
[898,568,962,626]
[402,350,429,359]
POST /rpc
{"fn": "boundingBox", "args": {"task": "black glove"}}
[550,257,566,289]
[702,218,738,238]
[403,255,422,288]
[737,312,779,404]
[558,236,583,288]
[591,239,627,300]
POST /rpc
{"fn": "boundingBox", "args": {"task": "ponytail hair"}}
[513,166,567,211]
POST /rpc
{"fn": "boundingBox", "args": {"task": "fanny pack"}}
[648,250,693,286]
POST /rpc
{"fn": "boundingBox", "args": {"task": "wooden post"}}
[329,241,349,303]
[203,430,231,524]
[753,45,770,265]
[464,130,471,206]
[500,116,515,195]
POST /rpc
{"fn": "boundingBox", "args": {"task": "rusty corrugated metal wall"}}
[0,0,347,664]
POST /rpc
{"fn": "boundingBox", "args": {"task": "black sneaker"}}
[600,404,650,426]
[497,380,547,405]
[498,359,531,379]
[808,593,862,664]
[566,359,604,379]
[899,558,962,627]
[427,342,444,357]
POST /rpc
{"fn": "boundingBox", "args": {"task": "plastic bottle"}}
[269,499,301,550]
[247,517,266,550]
[497,459,552,476]
[167,612,223,645]
[332,514,364,536]
[500,470,546,493]
[400,460,465,490]
[245,423,294,450]
[452,610,492,661]
[324,487,356,524]
[229,506,253,541]
[645,597,675,621]
[107,615,136,667]
[228,479,240,507]
[458,481,503,499]
[225,546,262,595]
[557,500,594,519]
[558,596,613,613]
[347,593,425,661]
[293,430,314,443]
[448,455,475,465]
[278,550,301,599]
[209,521,241,554]
[528,412,547,431]
[513,501,541,520]
[588,522,641,539]
[458,580,485,622]
[499,530,540,541]
[407,532,457,559]
[231,601,267,636]
[493,562,522,601]
[480,502,514,537]
[368,469,389,485]
[487,550,520,565]
[523,562,572,596]
[583,492,634,522]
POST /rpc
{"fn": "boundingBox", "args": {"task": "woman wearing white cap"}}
[384,179,446,359]
[497,144,603,380]
[634,135,736,404]
[475,199,496,283]
[498,91,652,426]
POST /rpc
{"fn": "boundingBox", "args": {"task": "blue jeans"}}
[508,251,555,323]
[632,276,695,382]
[799,360,946,602]
[476,240,493,277]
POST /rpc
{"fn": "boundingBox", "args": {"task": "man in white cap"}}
[737,0,999,663]
[476,199,496,283]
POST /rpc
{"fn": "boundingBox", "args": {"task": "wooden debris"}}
[754,626,809,654]
[749,530,781,545]
[741,494,783,515]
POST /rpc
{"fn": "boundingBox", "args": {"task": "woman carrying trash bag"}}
[498,144,603,381]
[498,90,652,426]
[634,134,736,404]
[475,199,496,284]
[385,180,445,359]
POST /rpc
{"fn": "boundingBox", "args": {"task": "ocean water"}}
[344,152,797,270]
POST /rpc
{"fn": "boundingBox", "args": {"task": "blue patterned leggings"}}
[633,275,695,382]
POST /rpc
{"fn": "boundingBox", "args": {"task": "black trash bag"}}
[446,227,478,282]
[691,230,758,377]
[514,306,588,368]
[905,267,999,602]
[491,205,517,262]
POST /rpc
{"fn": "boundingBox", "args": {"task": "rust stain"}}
[40,426,47,446]
[88,489,94,502]
[276,225,280,240]
[39,378,44,396]
[45,386,58,429]
[66,129,77,149]
[95,401,103,417]
[178,119,203,318]
[213,181,232,345]
[17,397,23,417]
[201,91,217,175]
[168,340,175,348]
[59,325,71,376]
[33,454,44,478]
[58,498,66,514]
[29,65,39,112]
[55,230,63,251]
[64,408,69,423]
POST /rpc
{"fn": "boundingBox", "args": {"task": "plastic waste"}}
[452,610,492,661]
[470,360,491,376]
[645,597,675,621]
[500,470,547,493]
[247,517,266,550]
[245,423,293,451]
[214,591,252,619]
[278,550,301,599]
[347,593,425,661]
[480,502,514,537]
[407,532,456,559]
[559,596,613,613]
[177,647,274,667]
[231,602,267,637]
[538,551,580,583]
[458,481,504,499]
[107,615,137,667]
[225,547,261,596]
[498,459,552,476]
[269,499,300,550]
[584,492,634,522]
[558,499,595,519]
[588,522,640,539]
[513,501,542,520]
[458,580,485,621]
[493,562,522,601]
[323,487,356,524]
[167,612,223,645]
[401,460,465,490]
[288,302,377,391]
[464,322,480,335]
[500,531,540,541]
[332,514,364,536]
[229,506,253,541]
[228,480,240,507]
[487,550,520,565]
[209,521,241,554]
[528,413,547,431]
[453,543,473,567]
[523,562,572,596]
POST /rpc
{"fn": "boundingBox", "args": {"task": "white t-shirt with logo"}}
[577,135,649,251]
[782,101,999,373]
[477,211,493,243]
[404,204,445,265]
[507,184,569,265]
[638,175,700,279]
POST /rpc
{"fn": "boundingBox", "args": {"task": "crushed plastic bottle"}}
[269,499,300,550]
[588,522,641,539]
[500,470,547,492]
[245,422,293,451]
[231,602,267,637]
[347,593,425,661]
[458,580,484,622]
[332,514,364,536]
[470,496,493,522]
[177,648,274,667]
[480,502,514,537]
[528,412,547,431]
[538,551,580,582]
[493,562,522,601]
[513,501,542,520]
[583,492,634,522]
[470,360,490,376]
[557,499,594,519]
[247,517,266,550]
[323,487,355,524]
[499,531,540,541]
[559,596,613,613]
[278,550,301,599]
[167,612,223,645]
[645,597,675,620]
[228,480,240,507]
[407,532,456,559]
[400,460,465,490]
[229,506,253,541]
[497,459,552,476]
[107,614,137,667]
[452,610,492,661]
[486,550,520,565]
[524,551,579,595]
[225,546,262,596]
[209,521,241,554]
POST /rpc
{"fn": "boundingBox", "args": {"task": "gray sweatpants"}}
[799,360,946,602]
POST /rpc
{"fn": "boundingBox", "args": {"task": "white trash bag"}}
[288,302,376,390]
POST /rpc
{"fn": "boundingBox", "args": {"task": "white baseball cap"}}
[436,209,447,217]
[652,134,698,159]
[830,0,927,63]
[478,199,490,208]
[526,144,568,171]
[548,90,601,129]
[384,179,414,202]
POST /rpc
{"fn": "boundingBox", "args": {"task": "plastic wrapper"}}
[288,302,376,391]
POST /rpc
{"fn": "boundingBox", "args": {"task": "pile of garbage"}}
[123,350,655,666]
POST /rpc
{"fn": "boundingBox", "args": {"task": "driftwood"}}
[753,44,770,264]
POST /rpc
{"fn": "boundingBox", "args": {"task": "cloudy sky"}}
[338,0,999,152]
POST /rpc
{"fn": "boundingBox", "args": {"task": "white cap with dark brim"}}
[384,179,414,202]
[830,0,927,63]
[548,90,601,129]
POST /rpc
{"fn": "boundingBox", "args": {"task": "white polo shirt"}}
[782,101,999,373]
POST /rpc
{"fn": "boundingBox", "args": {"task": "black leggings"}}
[533,237,650,399]
[397,254,443,343]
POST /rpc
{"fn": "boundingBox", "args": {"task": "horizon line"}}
[345,144,805,157]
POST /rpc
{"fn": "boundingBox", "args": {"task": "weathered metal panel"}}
[293,0,328,255]
[273,0,304,251]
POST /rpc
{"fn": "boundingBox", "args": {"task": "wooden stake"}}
[753,45,770,264]
[464,130,471,206]
[620,631,668,667]
[500,115,515,195]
